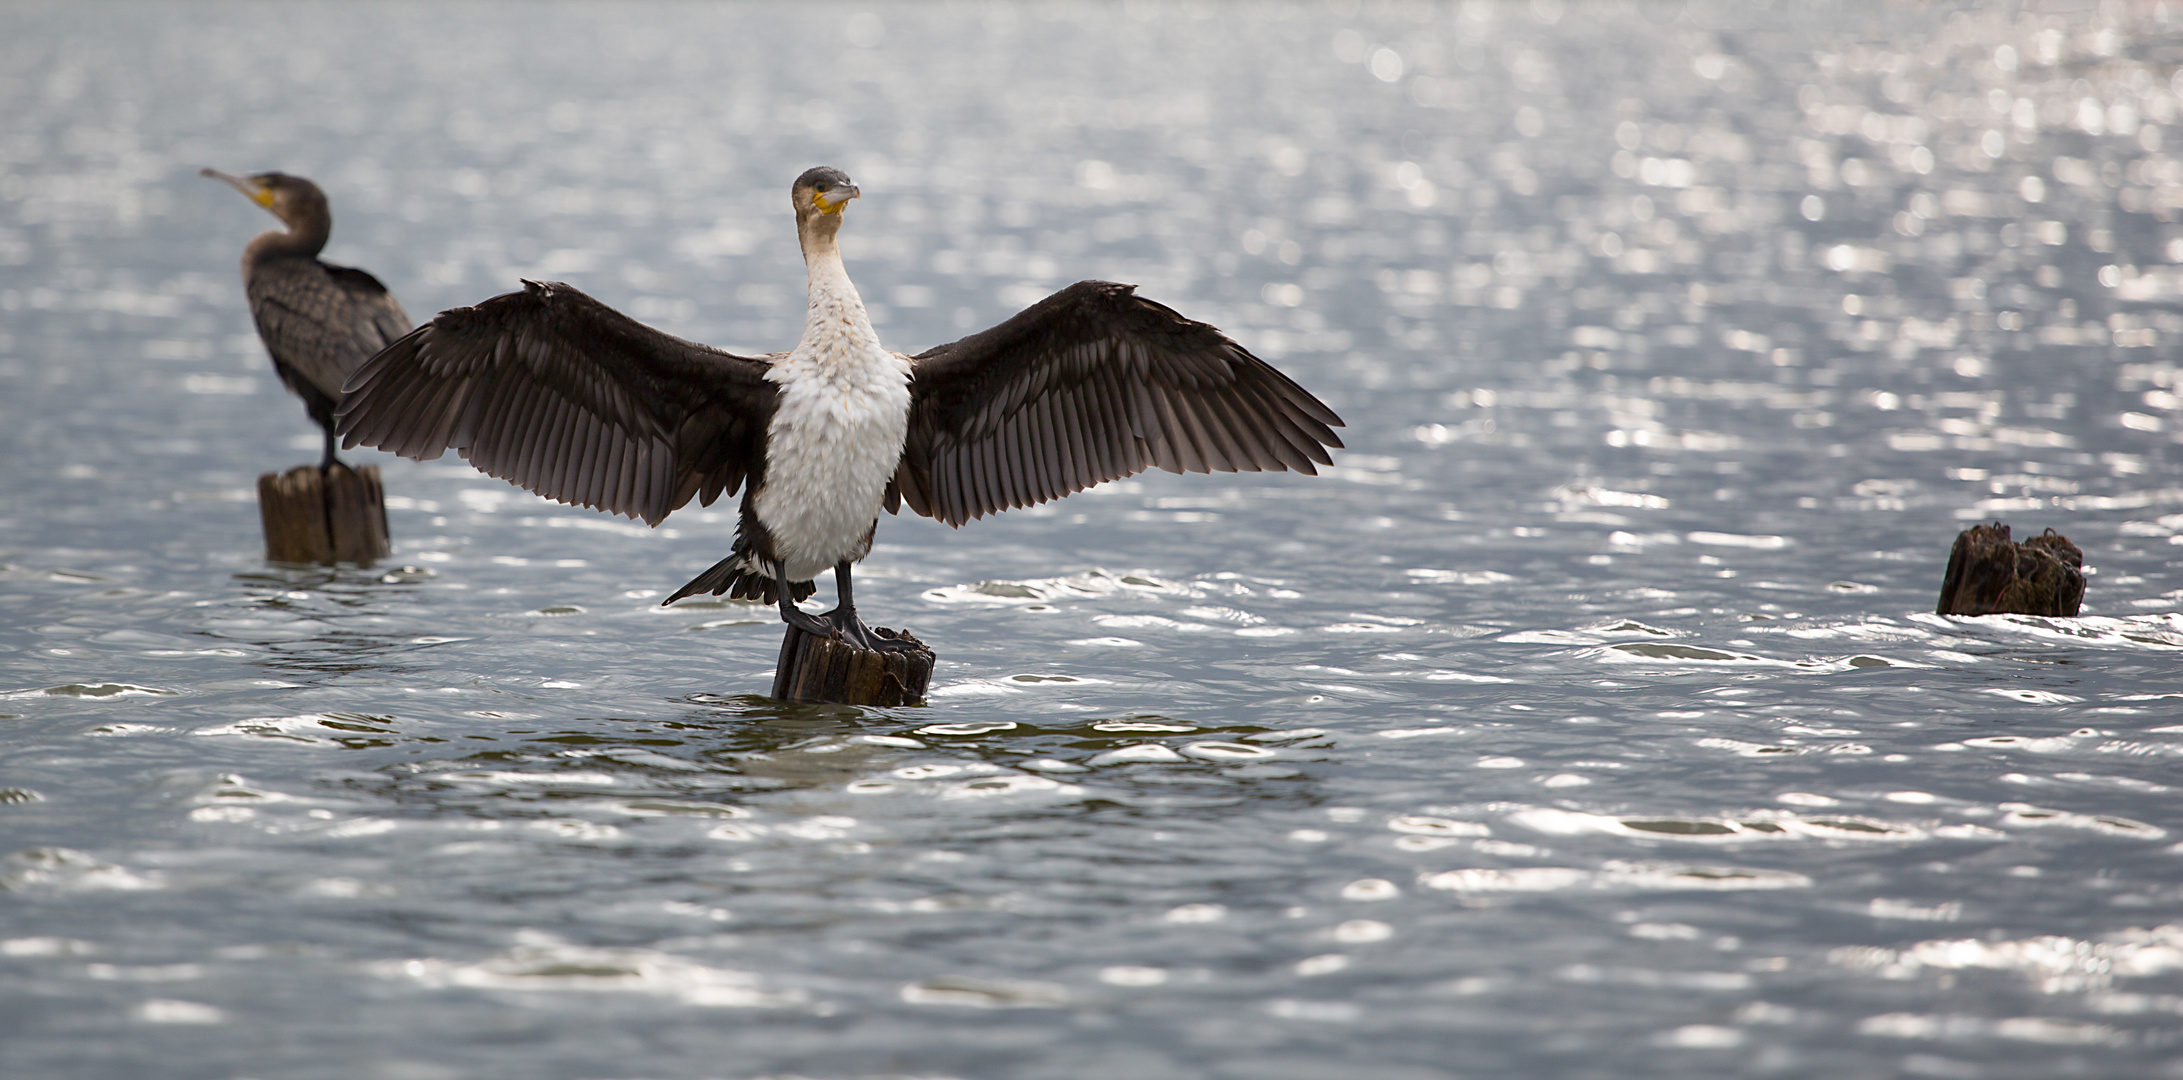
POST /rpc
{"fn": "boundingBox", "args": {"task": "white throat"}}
[797,240,873,353]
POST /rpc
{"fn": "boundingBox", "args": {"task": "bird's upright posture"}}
[338,167,1343,652]
[203,168,412,469]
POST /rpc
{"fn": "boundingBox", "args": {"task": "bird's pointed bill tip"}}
[203,168,273,207]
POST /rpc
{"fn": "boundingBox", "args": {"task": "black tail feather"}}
[662,554,817,607]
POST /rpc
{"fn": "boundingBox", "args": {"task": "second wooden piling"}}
[257,463,391,566]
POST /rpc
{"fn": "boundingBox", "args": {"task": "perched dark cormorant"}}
[202,168,412,469]
[337,167,1343,651]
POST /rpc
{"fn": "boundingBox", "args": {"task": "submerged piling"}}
[1935,522,2083,617]
[772,624,934,706]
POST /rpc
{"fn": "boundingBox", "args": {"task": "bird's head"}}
[792,166,860,233]
[201,168,327,228]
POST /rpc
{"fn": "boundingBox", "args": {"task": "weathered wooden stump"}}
[1935,522,2084,617]
[772,624,934,706]
[257,463,391,566]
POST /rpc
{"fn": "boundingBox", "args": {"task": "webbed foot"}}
[830,613,921,653]
[780,604,841,640]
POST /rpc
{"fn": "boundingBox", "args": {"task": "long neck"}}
[797,218,874,350]
[243,213,329,267]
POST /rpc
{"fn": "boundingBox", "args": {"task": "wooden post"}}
[257,463,392,566]
[772,624,935,706]
[1936,522,2083,617]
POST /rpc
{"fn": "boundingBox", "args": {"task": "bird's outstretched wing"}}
[248,259,413,403]
[896,280,1345,527]
[337,280,778,526]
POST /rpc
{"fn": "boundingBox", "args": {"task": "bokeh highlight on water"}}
[3,2,2182,1077]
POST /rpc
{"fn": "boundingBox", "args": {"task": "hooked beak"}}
[814,183,860,214]
[201,167,274,210]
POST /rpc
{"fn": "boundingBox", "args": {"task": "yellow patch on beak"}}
[251,185,276,209]
[814,187,858,214]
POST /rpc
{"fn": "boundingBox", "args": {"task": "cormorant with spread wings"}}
[337,167,1343,652]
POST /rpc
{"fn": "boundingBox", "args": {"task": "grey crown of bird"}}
[335,166,1343,652]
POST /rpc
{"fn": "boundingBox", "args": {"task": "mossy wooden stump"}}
[772,624,934,706]
[257,463,391,566]
[1936,522,2083,617]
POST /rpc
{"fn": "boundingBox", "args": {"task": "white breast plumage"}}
[752,264,912,583]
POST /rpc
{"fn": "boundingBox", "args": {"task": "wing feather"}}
[572,414,603,509]
[475,373,524,468]
[1009,399,1038,507]
[606,428,632,515]
[1051,394,1081,500]
[1032,396,1060,504]
[956,437,980,513]
[552,393,584,496]
[544,394,578,498]
[1006,408,1034,507]
[972,436,999,515]
[337,280,775,525]
[523,389,557,493]
[1188,384,1248,470]
[1205,385,1272,469]
[1089,380,1125,481]
[988,433,1012,511]
[1052,394,1079,501]
[1118,380,1163,474]
[1255,384,1336,470]
[510,381,549,484]
[1046,393,1075,496]
[417,376,471,457]
[1183,382,1231,470]
[1241,387,1317,473]
[1151,385,1203,474]
[350,342,432,453]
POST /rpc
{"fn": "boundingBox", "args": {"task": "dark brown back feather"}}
[246,256,413,404]
[898,280,1344,527]
[335,280,778,526]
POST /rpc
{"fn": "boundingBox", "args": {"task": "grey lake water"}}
[4,2,2182,1077]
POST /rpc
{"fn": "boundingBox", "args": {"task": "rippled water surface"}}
[5,2,2183,1076]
